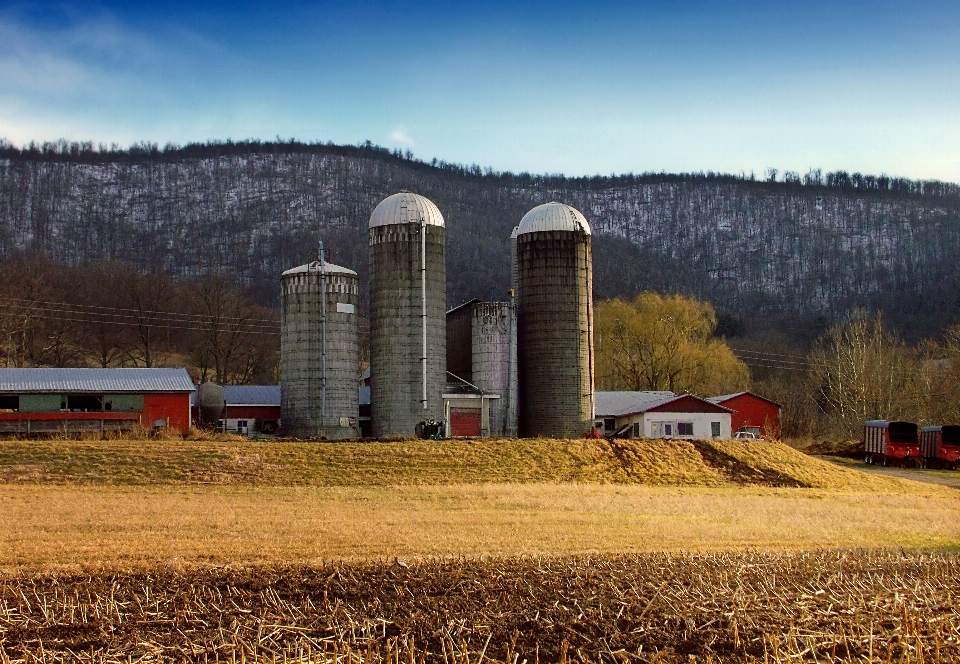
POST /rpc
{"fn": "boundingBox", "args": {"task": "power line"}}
[733,352,811,369]
[0,309,281,336]
[729,345,812,362]
[741,360,808,373]
[0,294,281,327]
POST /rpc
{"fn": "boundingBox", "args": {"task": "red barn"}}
[222,385,281,435]
[709,392,781,439]
[0,368,195,435]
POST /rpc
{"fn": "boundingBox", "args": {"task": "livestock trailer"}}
[920,425,960,469]
[863,420,920,466]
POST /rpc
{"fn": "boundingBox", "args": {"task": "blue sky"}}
[1,1,958,181]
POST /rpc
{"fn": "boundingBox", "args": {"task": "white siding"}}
[613,412,731,439]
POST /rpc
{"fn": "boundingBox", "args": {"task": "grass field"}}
[0,436,937,490]
[1,437,957,570]
[2,437,958,662]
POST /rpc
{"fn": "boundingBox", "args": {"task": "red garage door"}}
[450,408,481,437]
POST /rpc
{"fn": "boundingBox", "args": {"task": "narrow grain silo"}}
[280,255,360,439]
[516,202,594,438]
[510,225,520,293]
[470,301,513,437]
[369,192,446,436]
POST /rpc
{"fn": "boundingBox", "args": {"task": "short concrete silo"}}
[280,258,360,439]
[369,192,446,436]
[471,301,516,437]
[516,202,595,438]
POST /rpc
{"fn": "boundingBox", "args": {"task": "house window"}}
[632,422,640,438]
[603,418,615,432]
[664,423,672,436]
[677,422,694,436]
[237,420,248,432]
[711,421,721,438]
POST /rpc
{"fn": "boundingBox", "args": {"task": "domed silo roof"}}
[516,202,590,235]
[369,192,445,228]
[281,261,358,277]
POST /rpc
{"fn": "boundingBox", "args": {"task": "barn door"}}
[450,408,481,437]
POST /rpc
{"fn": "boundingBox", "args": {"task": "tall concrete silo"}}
[369,192,446,436]
[280,254,360,439]
[516,202,594,438]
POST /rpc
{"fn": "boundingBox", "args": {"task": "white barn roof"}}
[0,368,195,393]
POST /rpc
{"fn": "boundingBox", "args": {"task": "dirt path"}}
[819,455,960,489]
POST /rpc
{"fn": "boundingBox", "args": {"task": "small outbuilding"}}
[594,391,733,439]
[709,391,781,438]
[222,385,281,436]
[0,368,195,435]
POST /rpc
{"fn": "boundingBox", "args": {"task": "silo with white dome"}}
[515,202,595,438]
[368,192,447,436]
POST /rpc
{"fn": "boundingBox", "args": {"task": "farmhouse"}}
[594,391,733,439]
[222,385,281,436]
[708,391,781,438]
[0,368,195,434]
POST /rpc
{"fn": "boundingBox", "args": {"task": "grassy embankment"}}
[0,435,934,488]
[1,437,957,570]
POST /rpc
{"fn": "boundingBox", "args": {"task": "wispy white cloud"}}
[0,7,251,144]
[389,127,414,147]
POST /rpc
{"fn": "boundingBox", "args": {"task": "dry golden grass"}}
[0,436,934,492]
[2,482,958,571]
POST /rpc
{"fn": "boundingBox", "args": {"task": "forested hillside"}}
[2,140,959,342]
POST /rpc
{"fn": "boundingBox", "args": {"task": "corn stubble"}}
[1,551,958,663]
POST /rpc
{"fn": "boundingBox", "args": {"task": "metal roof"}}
[866,420,917,430]
[369,192,445,229]
[517,202,591,236]
[446,298,481,315]
[709,391,783,408]
[596,390,734,417]
[223,385,281,406]
[0,368,195,393]
[281,261,357,277]
[595,391,677,417]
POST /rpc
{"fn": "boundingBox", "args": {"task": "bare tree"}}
[810,311,923,437]
[187,275,279,384]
